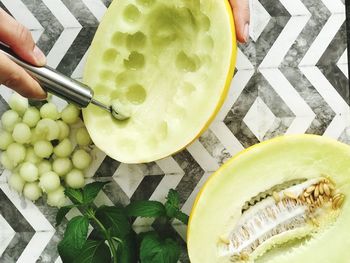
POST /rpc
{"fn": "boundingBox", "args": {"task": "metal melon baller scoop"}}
[0,42,129,121]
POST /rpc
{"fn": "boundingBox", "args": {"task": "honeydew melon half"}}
[187,135,350,263]
[82,0,236,163]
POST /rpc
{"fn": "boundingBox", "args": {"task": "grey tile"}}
[21,0,64,55]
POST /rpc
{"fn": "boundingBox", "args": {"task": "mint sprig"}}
[140,232,181,263]
[56,184,187,263]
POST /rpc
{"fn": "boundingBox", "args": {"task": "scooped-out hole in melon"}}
[82,0,236,163]
[187,135,350,263]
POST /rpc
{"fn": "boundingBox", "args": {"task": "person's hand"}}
[0,8,46,99]
[229,0,250,43]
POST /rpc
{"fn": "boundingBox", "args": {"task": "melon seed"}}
[324,184,331,196]
[314,185,319,197]
[272,191,280,203]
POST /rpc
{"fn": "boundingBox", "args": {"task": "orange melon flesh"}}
[187,135,350,263]
[82,0,236,163]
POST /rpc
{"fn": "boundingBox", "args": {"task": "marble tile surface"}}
[0,0,349,262]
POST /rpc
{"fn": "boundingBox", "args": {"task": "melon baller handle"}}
[0,42,120,118]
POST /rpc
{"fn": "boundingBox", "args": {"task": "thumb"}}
[230,0,250,43]
[0,8,46,66]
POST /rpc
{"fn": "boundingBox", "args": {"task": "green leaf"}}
[125,200,166,218]
[56,205,75,226]
[116,231,138,263]
[58,216,89,263]
[140,232,181,263]
[83,182,109,204]
[73,239,111,263]
[174,210,189,225]
[65,188,84,205]
[95,205,131,238]
[165,189,181,218]
[88,229,105,241]
[166,189,180,208]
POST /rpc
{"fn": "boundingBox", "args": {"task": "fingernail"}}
[243,23,249,43]
[37,88,47,100]
[33,46,46,65]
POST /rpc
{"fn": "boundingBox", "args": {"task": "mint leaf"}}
[58,216,89,262]
[65,188,84,205]
[166,189,180,208]
[174,210,189,225]
[140,232,180,263]
[56,205,75,226]
[126,201,166,218]
[95,205,131,238]
[88,229,105,241]
[83,182,109,204]
[116,232,138,263]
[73,239,111,263]
[163,189,189,224]
[165,189,180,218]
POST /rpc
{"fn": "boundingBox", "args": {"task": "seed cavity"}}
[218,176,344,262]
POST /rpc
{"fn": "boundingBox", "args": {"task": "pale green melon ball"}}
[12,123,31,144]
[23,182,42,201]
[22,107,40,128]
[1,152,14,170]
[8,173,25,193]
[20,162,39,182]
[76,127,92,146]
[37,160,52,175]
[57,120,70,141]
[7,143,26,166]
[65,169,85,189]
[47,186,66,207]
[53,138,73,158]
[25,147,42,164]
[35,118,59,141]
[61,104,80,124]
[72,149,92,170]
[8,92,28,116]
[53,157,72,176]
[0,130,13,150]
[1,110,20,132]
[34,140,53,158]
[39,171,61,193]
[40,102,59,120]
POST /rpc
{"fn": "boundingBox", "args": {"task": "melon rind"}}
[187,135,350,263]
[82,0,236,163]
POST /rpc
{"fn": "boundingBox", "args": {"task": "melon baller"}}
[0,42,129,121]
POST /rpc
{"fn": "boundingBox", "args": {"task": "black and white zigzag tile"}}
[0,0,349,262]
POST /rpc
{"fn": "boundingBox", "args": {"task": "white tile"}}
[243,97,276,140]
[260,15,309,68]
[42,0,81,28]
[320,0,345,14]
[81,0,107,21]
[46,28,81,68]
[17,231,55,263]
[251,0,271,42]
[0,184,54,232]
[0,215,15,257]
[300,13,345,66]
[1,0,42,30]
[278,0,311,16]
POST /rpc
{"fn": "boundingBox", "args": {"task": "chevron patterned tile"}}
[0,0,349,262]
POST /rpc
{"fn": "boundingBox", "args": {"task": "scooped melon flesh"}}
[82,0,236,163]
[187,135,350,263]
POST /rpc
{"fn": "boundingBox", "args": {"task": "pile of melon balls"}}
[0,92,93,207]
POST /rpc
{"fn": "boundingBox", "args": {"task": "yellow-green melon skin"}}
[82,0,236,163]
[187,135,350,263]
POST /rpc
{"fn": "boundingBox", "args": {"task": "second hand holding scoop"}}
[0,42,129,121]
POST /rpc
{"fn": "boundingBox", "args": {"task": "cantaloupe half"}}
[82,0,236,163]
[188,135,350,263]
